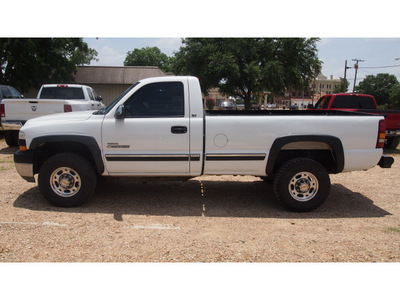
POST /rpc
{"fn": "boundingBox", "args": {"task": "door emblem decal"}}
[107,143,130,149]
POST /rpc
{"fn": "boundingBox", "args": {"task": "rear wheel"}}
[273,158,330,212]
[38,153,97,207]
[384,137,400,149]
[4,130,18,147]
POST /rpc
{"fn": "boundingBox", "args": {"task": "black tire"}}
[4,130,18,147]
[260,176,274,183]
[384,137,400,149]
[273,158,330,212]
[38,153,97,207]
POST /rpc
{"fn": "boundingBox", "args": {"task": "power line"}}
[358,64,400,69]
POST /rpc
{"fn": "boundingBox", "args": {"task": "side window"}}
[124,82,184,118]
[91,89,100,100]
[86,88,95,100]
[322,96,331,109]
[1,87,11,99]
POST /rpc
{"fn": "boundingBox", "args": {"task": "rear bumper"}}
[14,150,35,182]
[386,130,400,137]
[378,155,394,168]
[1,121,24,130]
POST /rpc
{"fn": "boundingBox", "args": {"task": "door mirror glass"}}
[114,105,125,119]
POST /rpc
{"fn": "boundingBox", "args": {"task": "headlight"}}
[19,131,25,140]
[18,131,27,151]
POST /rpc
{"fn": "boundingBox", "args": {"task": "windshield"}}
[94,82,139,115]
[314,96,325,109]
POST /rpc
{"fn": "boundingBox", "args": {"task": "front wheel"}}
[273,158,330,212]
[38,153,97,207]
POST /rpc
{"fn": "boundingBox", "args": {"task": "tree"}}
[124,46,172,72]
[332,77,350,93]
[356,73,399,106]
[389,83,400,109]
[172,38,321,110]
[0,38,98,93]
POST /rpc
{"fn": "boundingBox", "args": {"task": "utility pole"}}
[352,58,364,93]
[343,60,351,93]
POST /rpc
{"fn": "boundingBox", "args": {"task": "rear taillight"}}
[64,104,72,112]
[1,103,5,118]
[376,119,386,148]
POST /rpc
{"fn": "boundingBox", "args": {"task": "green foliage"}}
[389,83,400,109]
[356,73,399,107]
[332,77,349,93]
[124,46,173,73]
[0,38,98,93]
[172,38,321,110]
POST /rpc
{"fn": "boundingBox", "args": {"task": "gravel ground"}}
[0,137,399,262]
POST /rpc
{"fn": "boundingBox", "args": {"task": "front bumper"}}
[14,150,35,182]
[378,155,394,168]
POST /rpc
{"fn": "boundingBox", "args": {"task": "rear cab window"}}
[39,86,85,100]
[332,95,376,109]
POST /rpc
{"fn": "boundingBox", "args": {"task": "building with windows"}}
[311,74,341,100]
[274,74,342,109]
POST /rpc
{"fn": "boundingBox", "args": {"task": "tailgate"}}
[384,112,400,130]
[3,99,65,121]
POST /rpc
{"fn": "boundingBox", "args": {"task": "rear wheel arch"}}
[266,135,344,176]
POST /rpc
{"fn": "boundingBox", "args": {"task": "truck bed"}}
[206,109,376,117]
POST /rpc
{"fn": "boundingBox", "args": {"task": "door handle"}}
[171,126,187,134]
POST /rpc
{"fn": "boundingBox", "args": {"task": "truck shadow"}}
[13,177,391,220]
[0,145,18,155]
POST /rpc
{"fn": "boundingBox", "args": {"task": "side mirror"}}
[95,95,103,102]
[114,105,125,119]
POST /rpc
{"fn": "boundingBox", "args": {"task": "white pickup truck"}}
[1,84,105,146]
[14,76,394,212]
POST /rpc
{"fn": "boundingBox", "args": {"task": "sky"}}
[4,0,400,90]
[84,38,400,87]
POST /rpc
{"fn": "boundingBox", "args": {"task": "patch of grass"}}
[386,227,400,234]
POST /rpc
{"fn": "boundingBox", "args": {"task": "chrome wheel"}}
[288,172,319,202]
[50,167,81,197]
